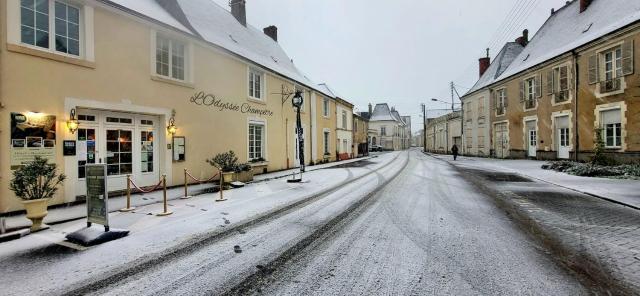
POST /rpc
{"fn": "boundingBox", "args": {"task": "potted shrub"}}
[9,156,66,232]
[234,163,254,182]
[206,151,238,183]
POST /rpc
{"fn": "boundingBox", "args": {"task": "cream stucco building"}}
[0,0,353,214]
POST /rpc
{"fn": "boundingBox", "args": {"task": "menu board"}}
[173,136,186,161]
[10,112,56,168]
[86,164,109,227]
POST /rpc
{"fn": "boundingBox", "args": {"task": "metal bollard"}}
[181,169,192,199]
[157,174,173,216]
[215,170,227,202]
[120,175,135,212]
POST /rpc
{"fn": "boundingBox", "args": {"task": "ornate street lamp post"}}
[288,90,305,183]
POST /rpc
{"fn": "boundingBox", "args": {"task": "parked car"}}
[369,145,383,152]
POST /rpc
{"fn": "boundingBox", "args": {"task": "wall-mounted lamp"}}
[167,110,177,135]
[66,108,79,134]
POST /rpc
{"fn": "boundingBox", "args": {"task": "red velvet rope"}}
[185,170,220,183]
[129,178,164,194]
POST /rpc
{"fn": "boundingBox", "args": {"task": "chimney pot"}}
[580,0,591,13]
[263,25,278,42]
[368,103,372,114]
[230,0,246,26]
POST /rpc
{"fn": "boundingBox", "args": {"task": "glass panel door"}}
[140,130,154,173]
[77,128,96,179]
[106,129,133,176]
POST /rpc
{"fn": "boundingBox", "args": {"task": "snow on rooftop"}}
[465,42,523,96]
[106,0,335,98]
[495,0,640,82]
[107,0,194,34]
[370,104,396,121]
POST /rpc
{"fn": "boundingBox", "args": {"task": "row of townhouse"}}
[359,103,411,151]
[0,0,358,214]
[462,0,640,163]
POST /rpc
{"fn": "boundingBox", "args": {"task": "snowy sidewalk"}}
[428,153,640,209]
[0,151,405,296]
[2,154,377,231]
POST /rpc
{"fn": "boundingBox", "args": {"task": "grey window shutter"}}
[535,74,542,98]
[519,80,525,102]
[568,63,575,92]
[546,69,554,95]
[588,54,598,84]
[493,91,498,109]
[622,39,634,75]
[503,90,509,107]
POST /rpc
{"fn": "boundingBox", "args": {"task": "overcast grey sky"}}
[212,0,568,131]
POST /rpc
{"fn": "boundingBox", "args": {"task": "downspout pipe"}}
[572,50,580,161]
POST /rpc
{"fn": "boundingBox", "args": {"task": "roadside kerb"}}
[59,152,403,295]
[424,152,640,211]
[425,152,638,295]
[2,155,377,231]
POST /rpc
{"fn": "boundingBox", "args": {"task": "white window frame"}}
[552,64,571,104]
[601,46,623,82]
[599,108,622,149]
[323,98,330,117]
[15,0,87,59]
[153,32,189,82]
[323,130,331,155]
[341,110,347,129]
[524,77,536,110]
[496,88,506,116]
[381,126,386,136]
[248,120,266,160]
[248,67,265,101]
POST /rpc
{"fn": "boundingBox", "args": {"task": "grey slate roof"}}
[106,0,335,98]
[370,104,396,121]
[495,0,640,82]
[465,42,523,96]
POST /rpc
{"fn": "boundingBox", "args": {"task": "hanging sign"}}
[86,164,109,227]
[189,91,274,117]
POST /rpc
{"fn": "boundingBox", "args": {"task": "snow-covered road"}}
[240,150,589,295]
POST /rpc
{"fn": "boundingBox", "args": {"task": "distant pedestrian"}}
[451,144,459,161]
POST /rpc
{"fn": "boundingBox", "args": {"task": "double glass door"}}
[74,111,159,197]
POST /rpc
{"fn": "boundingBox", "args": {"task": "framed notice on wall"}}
[173,136,186,162]
[10,112,56,168]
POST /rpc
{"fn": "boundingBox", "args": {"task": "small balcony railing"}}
[555,90,569,103]
[600,78,621,93]
[496,106,505,116]
[524,99,536,109]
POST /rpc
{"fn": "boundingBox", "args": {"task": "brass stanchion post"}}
[120,175,135,212]
[181,168,191,199]
[157,174,173,216]
[215,169,227,202]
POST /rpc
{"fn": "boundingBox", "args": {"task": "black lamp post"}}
[288,90,305,183]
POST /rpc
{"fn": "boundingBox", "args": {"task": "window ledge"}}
[247,97,267,105]
[151,75,194,88]
[7,44,95,69]
[249,161,269,167]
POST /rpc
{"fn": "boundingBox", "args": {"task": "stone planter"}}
[222,172,235,183]
[21,198,50,232]
[235,170,254,182]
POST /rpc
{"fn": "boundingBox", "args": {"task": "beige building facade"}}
[0,0,351,213]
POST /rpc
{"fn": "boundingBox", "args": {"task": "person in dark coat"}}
[451,144,459,161]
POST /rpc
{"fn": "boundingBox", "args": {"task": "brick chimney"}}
[515,29,529,47]
[580,0,591,13]
[479,48,490,77]
[230,0,246,26]
[263,25,278,42]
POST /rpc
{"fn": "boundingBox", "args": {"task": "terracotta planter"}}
[234,170,254,182]
[21,198,50,232]
[222,172,234,183]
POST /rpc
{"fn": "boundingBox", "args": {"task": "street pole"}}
[288,91,304,183]
[421,103,426,153]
